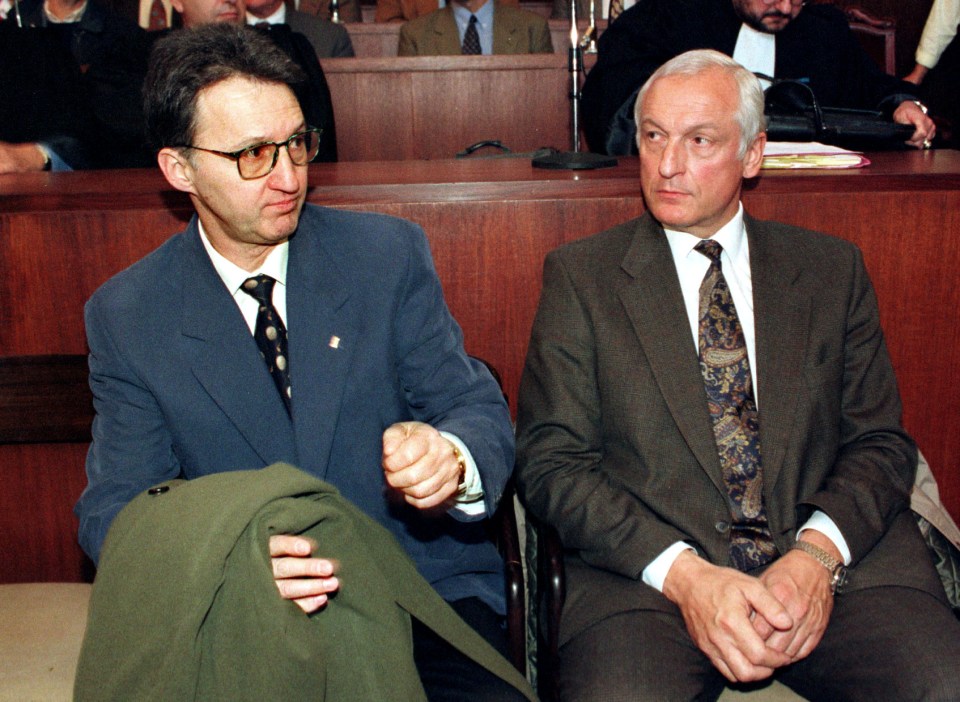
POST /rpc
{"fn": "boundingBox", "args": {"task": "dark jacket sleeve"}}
[777,4,920,114]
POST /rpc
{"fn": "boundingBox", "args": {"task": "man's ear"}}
[157,147,198,195]
[742,131,767,179]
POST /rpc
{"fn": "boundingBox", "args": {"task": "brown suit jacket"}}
[397,3,553,55]
[375,0,518,23]
[516,212,945,645]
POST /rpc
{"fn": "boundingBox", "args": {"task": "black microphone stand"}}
[533,0,617,170]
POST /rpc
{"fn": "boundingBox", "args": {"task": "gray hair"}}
[634,49,766,158]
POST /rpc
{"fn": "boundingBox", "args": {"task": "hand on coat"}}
[662,550,794,683]
[382,421,462,510]
[269,534,340,614]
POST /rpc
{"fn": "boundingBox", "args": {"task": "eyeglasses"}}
[760,0,805,6]
[178,128,322,179]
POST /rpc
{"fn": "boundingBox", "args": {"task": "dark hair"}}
[143,24,306,151]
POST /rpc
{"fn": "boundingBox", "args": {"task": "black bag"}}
[764,79,913,149]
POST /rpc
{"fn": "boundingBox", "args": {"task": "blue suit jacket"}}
[76,204,514,611]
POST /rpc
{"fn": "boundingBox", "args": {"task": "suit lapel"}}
[432,8,463,54]
[747,216,811,499]
[491,5,518,54]
[178,223,298,465]
[617,215,728,495]
[285,210,356,478]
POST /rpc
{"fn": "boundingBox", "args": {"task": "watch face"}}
[832,566,848,594]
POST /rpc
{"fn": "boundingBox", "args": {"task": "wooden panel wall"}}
[2,151,959,583]
[321,54,596,161]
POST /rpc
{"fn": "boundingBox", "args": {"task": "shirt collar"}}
[452,0,492,28]
[663,202,746,263]
[246,2,285,24]
[198,220,289,294]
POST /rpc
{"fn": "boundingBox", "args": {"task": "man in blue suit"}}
[75,23,521,701]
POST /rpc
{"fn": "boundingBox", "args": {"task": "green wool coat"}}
[74,463,536,701]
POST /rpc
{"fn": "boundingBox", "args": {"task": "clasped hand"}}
[663,549,834,683]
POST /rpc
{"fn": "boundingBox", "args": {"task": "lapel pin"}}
[329,336,341,349]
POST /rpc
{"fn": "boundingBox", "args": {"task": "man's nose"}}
[268,145,301,190]
[659,139,685,178]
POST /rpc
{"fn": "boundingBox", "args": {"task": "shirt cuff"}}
[642,541,696,592]
[915,48,938,70]
[798,510,851,565]
[440,431,486,517]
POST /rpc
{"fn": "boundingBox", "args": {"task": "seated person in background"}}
[905,0,958,85]
[246,0,354,57]
[76,22,526,702]
[581,0,936,154]
[905,0,959,147]
[377,0,517,23]
[0,0,152,172]
[516,48,960,701]
[298,0,361,22]
[169,0,338,160]
[398,0,552,55]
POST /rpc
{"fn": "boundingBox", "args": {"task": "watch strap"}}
[790,540,847,594]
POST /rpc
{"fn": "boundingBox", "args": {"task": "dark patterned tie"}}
[241,275,292,415]
[462,14,481,55]
[695,240,776,571]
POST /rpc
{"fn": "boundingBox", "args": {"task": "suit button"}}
[715,521,730,534]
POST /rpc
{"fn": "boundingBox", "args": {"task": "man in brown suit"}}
[397,0,552,55]
[516,49,960,701]
[375,0,517,23]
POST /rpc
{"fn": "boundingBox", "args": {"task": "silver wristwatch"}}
[791,540,847,594]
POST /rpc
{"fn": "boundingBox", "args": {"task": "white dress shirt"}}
[245,2,285,25]
[733,23,776,90]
